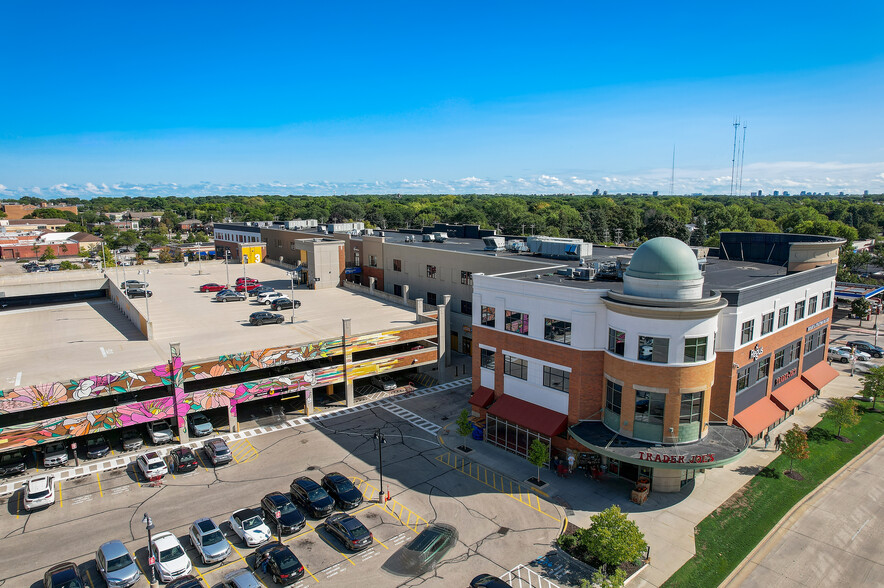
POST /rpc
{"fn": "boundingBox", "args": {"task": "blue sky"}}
[1,1,883,197]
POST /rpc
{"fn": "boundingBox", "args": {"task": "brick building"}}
[1,202,78,219]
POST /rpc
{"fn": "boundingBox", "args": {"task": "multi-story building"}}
[0,202,78,220]
[468,234,841,492]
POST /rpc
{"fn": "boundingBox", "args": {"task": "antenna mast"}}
[669,144,676,196]
[738,123,747,196]
[730,117,740,196]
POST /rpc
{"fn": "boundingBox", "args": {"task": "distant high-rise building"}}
[652,191,658,197]
[773,190,779,196]
[758,188,763,196]
[783,191,790,196]
[592,188,600,196]
[864,190,870,196]
[839,192,845,196]
[825,192,830,196]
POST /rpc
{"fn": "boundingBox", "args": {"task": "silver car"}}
[96,540,142,588]
[42,441,69,468]
[222,568,263,588]
[189,518,231,564]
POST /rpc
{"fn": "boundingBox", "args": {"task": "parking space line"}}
[373,536,389,550]
[84,569,97,588]
[301,563,320,583]
[58,483,62,508]
[96,473,103,498]
[192,564,211,586]
[16,491,21,519]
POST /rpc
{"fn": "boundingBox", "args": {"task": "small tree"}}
[583,568,628,588]
[527,439,548,485]
[823,397,861,439]
[40,248,57,261]
[578,505,647,569]
[860,365,884,411]
[455,408,472,451]
[157,250,173,263]
[852,298,871,326]
[781,424,809,476]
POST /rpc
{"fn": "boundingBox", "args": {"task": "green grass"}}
[662,401,884,588]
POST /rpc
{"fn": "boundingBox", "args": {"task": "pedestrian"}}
[775,434,781,451]
[552,456,560,472]
[763,433,770,450]
[260,553,269,574]
[567,453,575,473]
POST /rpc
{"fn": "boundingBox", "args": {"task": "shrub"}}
[578,506,647,568]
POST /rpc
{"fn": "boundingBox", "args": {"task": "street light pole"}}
[374,430,386,503]
[142,513,158,588]
[139,269,151,323]
[288,270,296,323]
[225,250,230,287]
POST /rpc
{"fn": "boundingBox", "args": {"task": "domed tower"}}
[623,236,704,300]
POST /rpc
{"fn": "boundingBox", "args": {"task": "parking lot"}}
[0,383,563,587]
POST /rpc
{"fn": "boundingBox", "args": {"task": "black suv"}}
[325,513,373,551]
[321,473,364,510]
[253,541,305,585]
[169,447,199,473]
[261,491,306,535]
[249,311,284,326]
[289,477,334,518]
[43,562,86,588]
[85,435,111,459]
[0,450,27,477]
[270,299,301,311]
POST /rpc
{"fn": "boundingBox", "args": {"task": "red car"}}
[235,277,258,285]
[235,282,262,292]
[199,283,225,292]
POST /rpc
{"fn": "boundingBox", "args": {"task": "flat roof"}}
[0,262,421,388]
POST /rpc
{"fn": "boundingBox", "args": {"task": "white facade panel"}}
[501,375,569,414]
[480,367,495,389]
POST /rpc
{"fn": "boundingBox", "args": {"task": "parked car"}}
[261,491,306,535]
[43,562,86,588]
[199,283,226,292]
[253,541,305,585]
[136,451,169,480]
[126,288,153,298]
[235,282,263,293]
[371,375,397,391]
[270,298,301,311]
[250,311,285,326]
[325,513,373,551]
[321,472,364,510]
[249,285,275,297]
[147,420,175,444]
[167,576,207,588]
[470,574,512,587]
[151,531,193,583]
[35,265,49,272]
[189,518,231,564]
[189,413,214,437]
[42,441,69,468]
[228,508,272,547]
[23,475,56,511]
[216,290,246,302]
[235,277,258,285]
[95,540,142,588]
[828,345,871,363]
[289,476,335,518]
[0,449,27,476]
[389,523,458,576]
[121,279,148,289]
[120,428,145,451]
[847,340,884,358]
[221,569,263,588]
[47,264,61,271]
[85,435,111,459]
[169,446,200,474]
[204,438,233,466]
[257,292,286,305]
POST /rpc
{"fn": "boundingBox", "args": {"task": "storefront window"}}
[542,366,570,393]
[504,310,529,335]
[638,336,669,363]
[679,392,702,423]
[480,348,495,370]
[484,415,550,463]
[605,380,622,414]
[608,328,625,356]
[544,319,571,345]
[503,355,527,380]
[481,305,495,327]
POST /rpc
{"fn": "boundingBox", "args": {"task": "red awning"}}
[771,378,817,411]
[802,362,839,391]
[487,395,568,437]
[733,397,785,438]
[468,386,495,408]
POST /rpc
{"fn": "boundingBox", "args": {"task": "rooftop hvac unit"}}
[432,232,448,242]
[573,267,594,281]
[507,240,529,253]
[422,234,434,242]
[483,236,505,251]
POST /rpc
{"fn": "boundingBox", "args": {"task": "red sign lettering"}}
[638,451,714,464]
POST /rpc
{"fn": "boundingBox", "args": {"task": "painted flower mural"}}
[0,382,69,412]
[190,387,237,410]
[117,398,178,426]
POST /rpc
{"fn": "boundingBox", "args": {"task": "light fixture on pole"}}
[225,249,230,287]
[373,430,386,503]
[142,513,158,588]
[138,269,151,323]
[287,269,298,323]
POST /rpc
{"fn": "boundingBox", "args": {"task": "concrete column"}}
[402,284,410,305]
[304,387,314,416]
[369,276,376,294]
[169,346,189,444]
[436,300,449,382]
[343,318,354,407]
[441,295,451,368]
[227,404,237,433]
[415,298,424,322]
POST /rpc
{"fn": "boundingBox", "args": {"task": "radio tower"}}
[669,144,676,196]
[737,123,748,196]
[730,117,740,196]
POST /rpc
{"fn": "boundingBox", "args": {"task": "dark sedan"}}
[249,311,284,326]
[289,477,334,518]
[848,340,884,358]
[253,541,305,585]
[126,288,153,298]
[216,290,246,302]
[166,575,207,588]
[169,447,199,474]
[249,285,275,297]
[0,450,27,477]
[325,513,373,551]
[261,491,306,535]
[85,435,111,459]
[470,574,512,587]
[43,562,86,588]
[199,283,225,292]
[321,473,364,510]
[270,299,301,311]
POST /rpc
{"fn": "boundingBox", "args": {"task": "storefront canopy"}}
[569,421,750,470]
[468,386,495,409]
[771,379,816,411]
[487,395,568,437]
[733,397,785,438]
[835,282,884,299]
[802,362,839,391]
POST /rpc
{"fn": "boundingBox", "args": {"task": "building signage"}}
[463,325,472,334]
[749,344,764,360]
[806,317,830,332]
[775,367,797,386]
[637,451,715,464]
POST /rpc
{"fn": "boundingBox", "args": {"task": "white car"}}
[228,508,272,547]
[136,452,169,480]
[150,531,192,582]
[257,291,286,305]
[22,475,56,511]
[147,420,175,444]
[828,345,871,364]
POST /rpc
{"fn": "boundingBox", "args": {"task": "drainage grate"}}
[306,465,318,471]
[497,527,510,536]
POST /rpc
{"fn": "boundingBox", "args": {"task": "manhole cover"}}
[497,527,510,536]
[306,465,317,471]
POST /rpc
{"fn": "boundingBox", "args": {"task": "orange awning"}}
[468,386,495,408]
[802,362,839,391]
[771,378,817,411]
[733,397,785,438]
[487,395,568,437]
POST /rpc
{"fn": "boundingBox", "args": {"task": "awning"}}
[733,398,786,438]
[487,395,568,437]
[802,362,839,391]
[468,386,495,409]
[771,378,816,411]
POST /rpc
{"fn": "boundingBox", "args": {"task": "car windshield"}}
[28,489,50,499]
[86,437,104,447]
[243,516,264,530]
[154,423,171,432]
[159,545,185,561]
[202,530,224,546]
[106,553,134,572]
[307,488,327,502]
[0,453,22,464]
[147,461,164,471]
[343,519,369,538]
[334,479,356,493]
[192,415,209,424]
[51,569,83,588]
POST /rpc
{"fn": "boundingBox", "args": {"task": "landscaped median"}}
[662,399,884,588]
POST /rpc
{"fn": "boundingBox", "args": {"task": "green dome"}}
[625,237,701,281]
